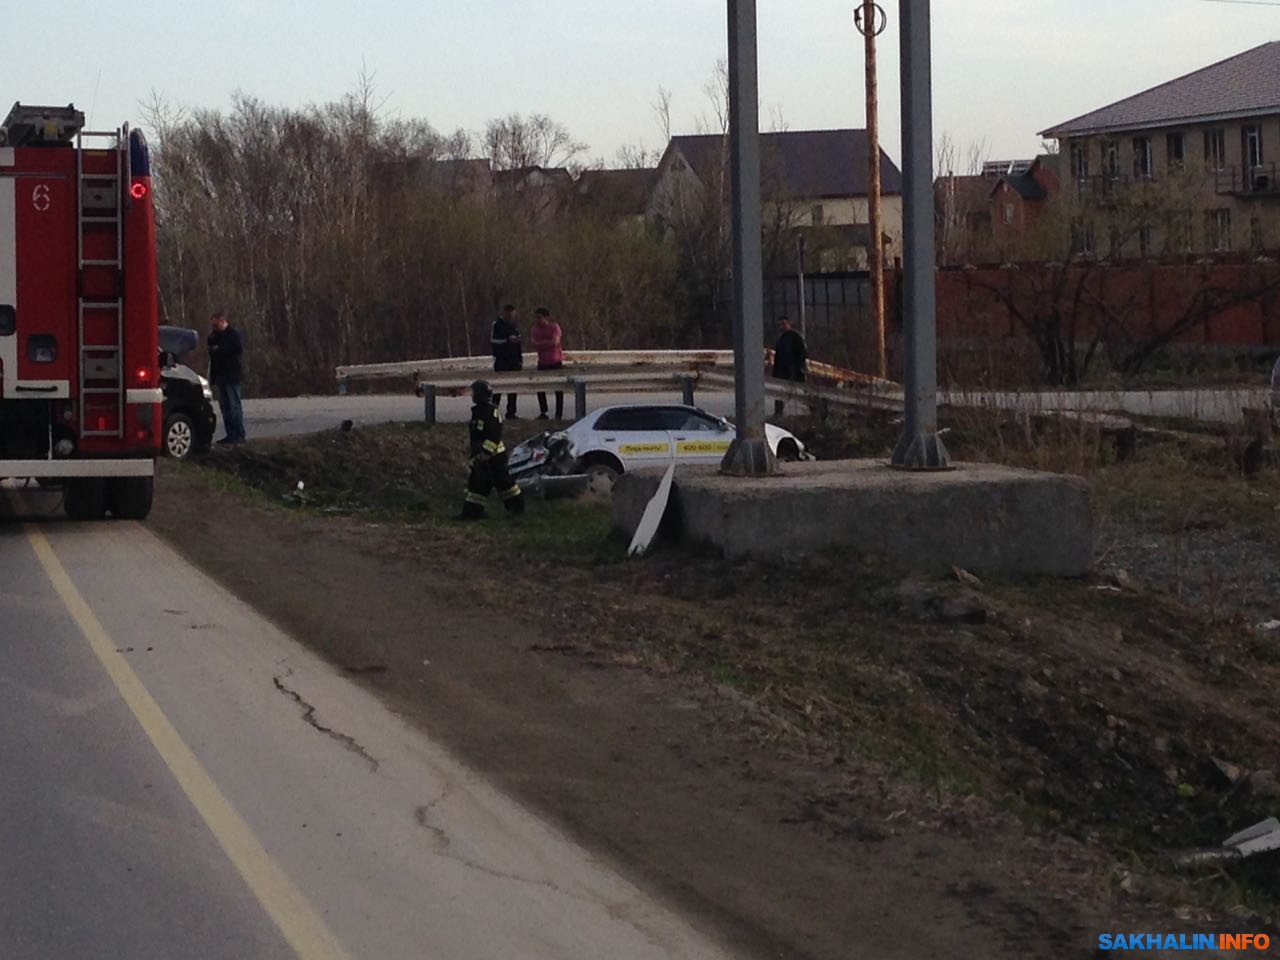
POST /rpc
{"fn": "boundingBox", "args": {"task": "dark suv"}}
[159,326,217,459]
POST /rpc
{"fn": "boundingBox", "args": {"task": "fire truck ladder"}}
[76,127,125,438]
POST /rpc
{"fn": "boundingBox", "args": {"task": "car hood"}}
[159,325,199,358]
[162,362,204,386]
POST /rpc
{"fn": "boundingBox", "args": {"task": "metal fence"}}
[767,272,883,371]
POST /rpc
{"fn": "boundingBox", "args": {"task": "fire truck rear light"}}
[130,182,148,200]
[133,366,152,385]
[95,416,108,432]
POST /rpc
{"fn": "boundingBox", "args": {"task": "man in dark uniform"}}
[490,304,523,419]
[461,380,525,520]
[771,315,807,418]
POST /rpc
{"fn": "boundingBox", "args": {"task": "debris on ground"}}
[1178,817,1280,867]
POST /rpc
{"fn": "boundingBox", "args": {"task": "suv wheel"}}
[164,412,196,459]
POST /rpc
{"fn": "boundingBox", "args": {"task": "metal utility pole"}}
[890,0,949,469]
[721,0,776,476]
[857,1,888,380]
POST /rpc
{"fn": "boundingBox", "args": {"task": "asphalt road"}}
[0,488,736,960]
[237,385,1271,441]
[242,390,742,439]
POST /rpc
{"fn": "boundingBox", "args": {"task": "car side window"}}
[679,410,725,432]
[595,409,666,432]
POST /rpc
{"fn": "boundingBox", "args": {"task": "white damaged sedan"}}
[508,404,811,495]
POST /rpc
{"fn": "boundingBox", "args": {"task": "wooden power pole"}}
[858,1,887,379]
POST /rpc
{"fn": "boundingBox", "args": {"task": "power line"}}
[1193,0,1280,6]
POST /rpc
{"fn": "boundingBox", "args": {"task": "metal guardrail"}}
[336,349,902,423]
[414,369,707,423]
[336,350,735,387]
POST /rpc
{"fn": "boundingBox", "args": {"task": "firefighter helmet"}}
[471,379,493,404]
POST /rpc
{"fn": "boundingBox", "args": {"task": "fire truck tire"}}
[110,477,154,520]
[64,478,108,521]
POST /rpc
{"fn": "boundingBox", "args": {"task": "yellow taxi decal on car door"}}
[676,440,732,454]
[618,442,671,455]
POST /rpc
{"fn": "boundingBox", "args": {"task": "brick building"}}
[1041,41,1280,257]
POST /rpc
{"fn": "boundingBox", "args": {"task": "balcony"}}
[1215,164,1280,197]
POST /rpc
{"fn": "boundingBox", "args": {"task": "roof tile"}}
[1042,42,1280,138]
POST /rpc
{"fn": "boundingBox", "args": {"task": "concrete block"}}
[612,460,1093,576]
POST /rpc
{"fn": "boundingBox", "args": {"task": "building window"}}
[1072,224,1097,257]
[811,204,824,226]
[1139,224,1154,258]
[1206,208,1231,251]
[1167,211,1193,254]
[1133,136,1153,179]
[1108,228,1123,260]
[1244,125,1264,169]
[1166,132,1185,170]
[1102,140,1120,180]
[1251,216,1265,250]
[1205,129,1226,172]
[1002,202,1015,225]
[1070,141,1090,181]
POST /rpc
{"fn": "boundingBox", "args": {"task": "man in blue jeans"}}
[207,311,246,444]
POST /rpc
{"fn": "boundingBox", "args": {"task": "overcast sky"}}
[5,1,1273,167]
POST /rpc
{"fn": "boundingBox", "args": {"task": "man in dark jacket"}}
[461,380,525,520]
[207,311,246,444]
[771,315,807,417]
[490,304,523,419]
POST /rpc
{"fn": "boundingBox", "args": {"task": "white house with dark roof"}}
[649,129,903,270]
[1041,42,1280,256]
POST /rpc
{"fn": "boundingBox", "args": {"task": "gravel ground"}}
[1099,520,1280,627]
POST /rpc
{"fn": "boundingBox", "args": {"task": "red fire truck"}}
[0,102,159,519]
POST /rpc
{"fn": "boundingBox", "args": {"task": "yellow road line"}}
[21,519,352,960]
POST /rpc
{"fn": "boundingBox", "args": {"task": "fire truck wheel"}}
[63,478,108,521]
[110,477,154,521]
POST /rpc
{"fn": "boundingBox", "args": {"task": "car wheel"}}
[109,476,154,520]
[777,439,801,462]
[64,478,107,521]
[585,462,621,495]
[164,412,196,459]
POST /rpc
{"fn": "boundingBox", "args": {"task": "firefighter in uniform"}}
[461,380,525,520]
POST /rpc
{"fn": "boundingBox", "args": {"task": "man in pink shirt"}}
[530,307,565,420]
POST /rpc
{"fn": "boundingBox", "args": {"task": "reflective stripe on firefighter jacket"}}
[469,402,506,459]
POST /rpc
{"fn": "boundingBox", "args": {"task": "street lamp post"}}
[721,0,777,476]
[890,0,950,469]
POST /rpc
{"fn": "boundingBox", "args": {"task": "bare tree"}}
[653,86,673,144]
[935,132,991,265]
[615,142,661,169]
[149,89,684,393]
[483,114,587,170]
[696,60,730,137]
